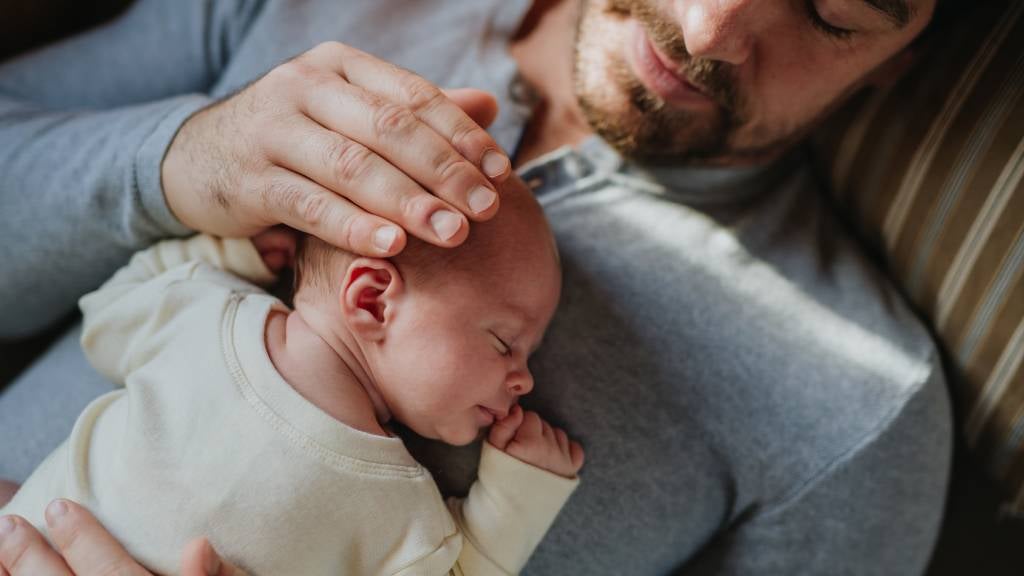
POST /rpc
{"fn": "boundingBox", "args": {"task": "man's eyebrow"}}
[860,0,915,29]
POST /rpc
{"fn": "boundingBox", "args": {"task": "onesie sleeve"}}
[78,234,276,385]
[447,442,579,575]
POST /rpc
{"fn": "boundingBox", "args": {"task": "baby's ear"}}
[340,258,404,342]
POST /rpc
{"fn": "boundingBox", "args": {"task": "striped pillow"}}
[815,0,1024,515]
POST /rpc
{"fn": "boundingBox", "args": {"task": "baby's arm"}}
[448,407,584,575]
[79,233,279,384]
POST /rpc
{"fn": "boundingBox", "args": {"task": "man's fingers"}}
[45,499,151,576]
[0,515,72,576]
[304,42,511,182]
[181,538,245,576]
[299,78,501,223]
[266,124,473,247]
[259,168,414,256]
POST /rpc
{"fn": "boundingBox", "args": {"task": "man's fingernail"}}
[482,150,509,178]
[46,499,68,522]
[0,516,15,536]
[430,210,461,241]
[468,187,497,214]
[373,226,398,252]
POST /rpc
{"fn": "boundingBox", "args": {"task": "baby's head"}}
[293,178,561,445]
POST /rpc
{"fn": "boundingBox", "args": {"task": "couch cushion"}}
[815,0,1024,515]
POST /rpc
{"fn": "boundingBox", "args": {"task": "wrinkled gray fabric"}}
[0,1,951,574]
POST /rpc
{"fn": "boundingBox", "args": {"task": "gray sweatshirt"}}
[0,1,951,574]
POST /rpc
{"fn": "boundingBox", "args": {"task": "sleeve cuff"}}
[134,94,214,238]
[455,442,579,573]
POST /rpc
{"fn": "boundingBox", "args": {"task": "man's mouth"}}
[627,21,715,108]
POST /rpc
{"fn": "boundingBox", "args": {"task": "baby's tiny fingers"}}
[487,405,522,450]
[516,411,543,441]
[570,441,585,473]
[540,420,555,442]
[555,428,570,455]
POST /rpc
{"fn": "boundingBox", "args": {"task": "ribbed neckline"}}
[229,295,423,477]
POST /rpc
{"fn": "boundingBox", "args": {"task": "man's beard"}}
[573,0,746,163]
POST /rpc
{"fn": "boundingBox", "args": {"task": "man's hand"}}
[162,41,512,257]
[0,500,242,576]
[488,406,585,478]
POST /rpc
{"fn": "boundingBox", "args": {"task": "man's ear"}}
[340,258,404,342]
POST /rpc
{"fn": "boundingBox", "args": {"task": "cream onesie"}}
[2,235,578,576]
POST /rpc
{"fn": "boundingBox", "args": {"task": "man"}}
[0,0,950,574]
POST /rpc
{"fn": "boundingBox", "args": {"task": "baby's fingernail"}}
[468,186,497,214]
[0,516,15,536]
[430,210,461,241]
[46,499,68,523]
[482,150,510,178]
[373,226,399,252]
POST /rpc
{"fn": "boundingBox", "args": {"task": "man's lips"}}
[628,21,714,107]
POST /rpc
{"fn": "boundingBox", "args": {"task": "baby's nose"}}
[507,370,534,396]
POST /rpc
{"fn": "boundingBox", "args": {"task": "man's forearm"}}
[0,0,263,338]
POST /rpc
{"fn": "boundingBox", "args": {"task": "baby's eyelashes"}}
[490,332,512,356]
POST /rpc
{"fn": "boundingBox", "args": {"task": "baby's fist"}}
[488,405,584,478]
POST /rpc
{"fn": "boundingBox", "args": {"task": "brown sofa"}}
[813,2,1024,573]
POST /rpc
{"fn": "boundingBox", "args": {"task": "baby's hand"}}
[251,226,299,273]
[488,405,584,478]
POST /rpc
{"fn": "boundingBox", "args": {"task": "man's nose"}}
[676,0,755,65]
[507,370,534,396]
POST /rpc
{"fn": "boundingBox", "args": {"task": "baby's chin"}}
[429,424,488,447]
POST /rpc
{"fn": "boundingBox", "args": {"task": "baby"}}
[1,179,583,575]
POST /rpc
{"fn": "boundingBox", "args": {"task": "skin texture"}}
[0,0,939,573]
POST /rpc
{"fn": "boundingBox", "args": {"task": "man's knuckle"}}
[398,75,443,112]
[297,192,330,228]
[259,177,306,226]
[398,193,427,224]
[372,102,417,138]
[431,149,468,185]
[329,139,373,184]
[450,120,485,152]
[338,212,364,250]
[311,40,347,58]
